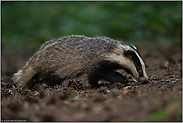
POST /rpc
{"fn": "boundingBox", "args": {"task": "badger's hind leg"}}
[44,73,65,87]
[12,66,36,89]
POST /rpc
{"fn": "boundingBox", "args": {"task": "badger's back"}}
[13,35,123,88]
[36,35,120,75]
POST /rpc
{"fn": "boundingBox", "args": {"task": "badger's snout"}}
[138,76,149,83]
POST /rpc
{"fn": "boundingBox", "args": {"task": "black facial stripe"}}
[134,49,142,58]
[122,67,133,77]
[99,60,133,77]
[124,50,143,77]
[130,45,142,58]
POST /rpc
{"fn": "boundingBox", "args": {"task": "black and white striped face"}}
[125,45,148,82]
[105,44,148,82]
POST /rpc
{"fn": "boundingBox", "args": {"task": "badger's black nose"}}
[142,79,149,84]
[138,77,149,84]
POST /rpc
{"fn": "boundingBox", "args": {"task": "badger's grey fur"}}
[13,35,148,89]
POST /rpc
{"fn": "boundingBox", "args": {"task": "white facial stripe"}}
[119,44,148,80]
[121,45,132,51]
[133,51,148,79]
[131,44,137,50]
[105,53,139,79]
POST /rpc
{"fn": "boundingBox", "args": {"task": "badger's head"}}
[105,43,148,83]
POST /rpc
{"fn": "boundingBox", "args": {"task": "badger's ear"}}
[124,50,133,58]
[130,44,137,51]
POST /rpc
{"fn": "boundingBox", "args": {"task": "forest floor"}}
[1,42,182,122]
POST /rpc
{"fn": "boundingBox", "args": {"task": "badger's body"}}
[13,35,148,89]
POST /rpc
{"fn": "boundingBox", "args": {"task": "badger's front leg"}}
[101,70,127,83]
[88,70,127,88]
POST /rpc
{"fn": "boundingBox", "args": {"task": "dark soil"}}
[1,43,182,122]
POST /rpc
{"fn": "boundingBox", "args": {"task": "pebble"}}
[171,81,177,83]
[34,91,39,96]
[74,95,80,100]
[110,88,120,97]
[123,86,132,89]
[8,89,14,95]
[169,75,175,78]
[160,61,169,69]
[153,81,159,83]
[98,87,108,94]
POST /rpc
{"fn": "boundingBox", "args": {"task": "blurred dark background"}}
[1,1,182,81]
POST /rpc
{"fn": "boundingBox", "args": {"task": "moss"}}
[144,109,167,121]
[68,91,77,99]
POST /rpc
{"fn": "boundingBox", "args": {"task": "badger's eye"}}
[137,67,142,73]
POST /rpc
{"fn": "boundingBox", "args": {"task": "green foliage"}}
[68,91,76,99]
[143,101,182,122]
[2,1,182,56]
[145,108,167,121]
[151,75,163,80]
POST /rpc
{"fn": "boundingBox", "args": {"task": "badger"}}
[12,35,148,89]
